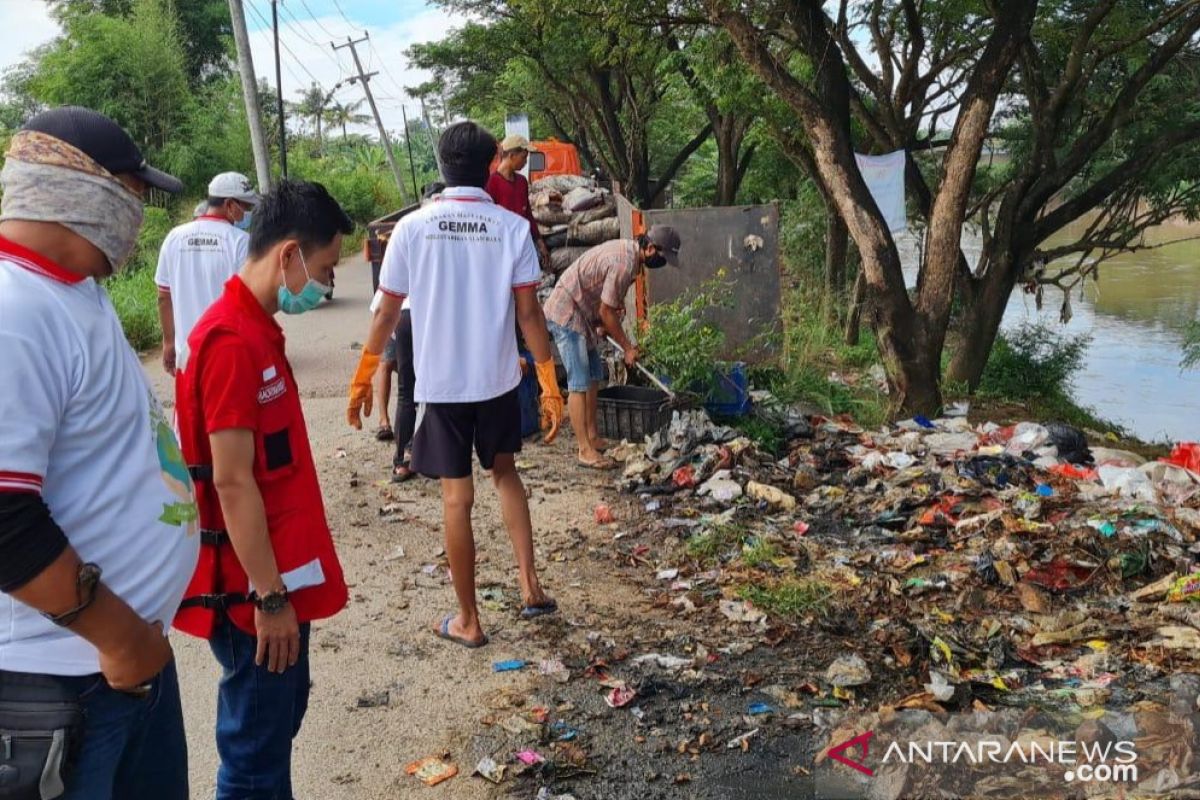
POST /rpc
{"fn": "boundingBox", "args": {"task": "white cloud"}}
[247,8,458,138]
[0,3,61,78]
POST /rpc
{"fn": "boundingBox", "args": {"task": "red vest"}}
[173,277,347,639]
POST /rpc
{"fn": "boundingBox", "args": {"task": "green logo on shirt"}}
[150,396,199,533]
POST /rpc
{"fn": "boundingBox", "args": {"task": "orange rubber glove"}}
[346,350,380,429]
[535,359,564,444]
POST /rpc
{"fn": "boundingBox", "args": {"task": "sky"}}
[0,0,457,135]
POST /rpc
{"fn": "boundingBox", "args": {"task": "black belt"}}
[187,465,213,482]
[200,528,228,546]
[177,592,248,611]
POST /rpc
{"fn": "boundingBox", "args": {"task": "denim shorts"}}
[549,322,604,392]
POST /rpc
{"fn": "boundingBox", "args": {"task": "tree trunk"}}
[844,271,865,345]
[713,119,741,206]
[823,207,848,324]
[945,259,1019,390]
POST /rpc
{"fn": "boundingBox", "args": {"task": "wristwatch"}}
[43,562,102,627]
[253,587,290,615]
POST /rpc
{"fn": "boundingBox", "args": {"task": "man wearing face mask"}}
[543,226,681,469]
[0,106,196,799]
[173,180,351,799]
[155,172,258,376]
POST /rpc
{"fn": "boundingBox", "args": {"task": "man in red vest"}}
[174,180,352,799]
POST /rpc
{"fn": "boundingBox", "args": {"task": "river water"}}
[897,222,1200,443]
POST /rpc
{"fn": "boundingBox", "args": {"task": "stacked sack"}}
[531,175,621,278]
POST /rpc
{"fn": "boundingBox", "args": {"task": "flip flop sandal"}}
[432,614,488,649]
[375,426,395,442]
[578,456,617,471]
[391,465,416,484]
[520,599,559,619]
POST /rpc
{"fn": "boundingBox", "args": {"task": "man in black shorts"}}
[347,122,564,647]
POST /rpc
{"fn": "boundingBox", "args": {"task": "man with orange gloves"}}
[347,121,563,647]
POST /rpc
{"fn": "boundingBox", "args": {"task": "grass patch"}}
[106,266,161,352]
[741,538,781,569]
[739,578,834,619]
[686,522,750,564]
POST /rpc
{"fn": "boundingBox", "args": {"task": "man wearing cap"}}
[543,226,681,469]
[486,134,550,267]
[156,172,258,376]
[0,106,197,799]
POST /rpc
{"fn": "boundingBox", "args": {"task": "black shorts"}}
[410,388,522,479]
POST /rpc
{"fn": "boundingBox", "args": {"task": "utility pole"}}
[333,34,407,202]
[227,0,272,190]
[272,0,287,178]
[419,96,443,174]
[400,105,419,200]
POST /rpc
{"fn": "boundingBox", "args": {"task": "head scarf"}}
[0,130,144,270]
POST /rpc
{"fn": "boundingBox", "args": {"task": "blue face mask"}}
[277,248,330,315]
[234,209,252,231]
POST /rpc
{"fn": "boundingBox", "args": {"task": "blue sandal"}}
[520,599,559,620]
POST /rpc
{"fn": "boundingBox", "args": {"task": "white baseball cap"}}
[208,172,260,205]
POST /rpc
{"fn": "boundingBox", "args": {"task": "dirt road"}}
[146,255,813,800]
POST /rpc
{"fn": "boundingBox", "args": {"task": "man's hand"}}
[255,603,300,674]
[97,620,172,692]
[623,346,640,368]
[534,359,564,444]
[347,350,380,428]
[519,356,530,376]
[536,240,551,271]
[162,343,176,376]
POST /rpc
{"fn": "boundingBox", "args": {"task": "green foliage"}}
[738,579,833,618]
[641,276,734,393]
[978,322,1090,401]
[105,206,173,351]
[29,0,191,154]
[1183,322,1200,370]
[741,538,781,569]
[686,523,750,564]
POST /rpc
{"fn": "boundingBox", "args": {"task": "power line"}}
[367,37,411,100]
[245,0,325,88]
[277,2,344,73]
[330,0,355,29]
[297,0,342,38]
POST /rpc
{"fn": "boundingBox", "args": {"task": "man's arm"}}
[347,292,404,428]
[209,428,299,673]
[157,289,176,375]
[1,496,171,691]
[515,287,552,364]
[516,287,563,443]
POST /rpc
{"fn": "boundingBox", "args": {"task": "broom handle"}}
[605,335,676,399]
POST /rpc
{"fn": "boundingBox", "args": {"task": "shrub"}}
[641,275,734,393]
[978,322,1090,400]
[107,206,174,351]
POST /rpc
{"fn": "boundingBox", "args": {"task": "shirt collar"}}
[0,235,86,284]
[226,275,284,348]
[197,214,231,224]
[439,186,494,203]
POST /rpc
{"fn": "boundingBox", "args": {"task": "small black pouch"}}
[0,672,85,800]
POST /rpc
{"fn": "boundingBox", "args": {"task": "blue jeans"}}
[52,660,187,800]
[209,617,311,800]
[549,322,603,392]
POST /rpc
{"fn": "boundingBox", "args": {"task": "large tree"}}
[698,0,1200,415]
[409,0,713,205]
[44,0,232,85]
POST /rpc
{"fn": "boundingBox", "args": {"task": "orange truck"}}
[366,139,584,288]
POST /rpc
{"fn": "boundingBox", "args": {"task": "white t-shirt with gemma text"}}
[155,216,249,370]
[0,240,201,676]
[378,186,540,403]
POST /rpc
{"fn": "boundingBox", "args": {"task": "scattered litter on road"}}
[404,756,457,787]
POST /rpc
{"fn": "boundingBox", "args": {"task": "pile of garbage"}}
[531,175,620,278]
[605,404,1200,719]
